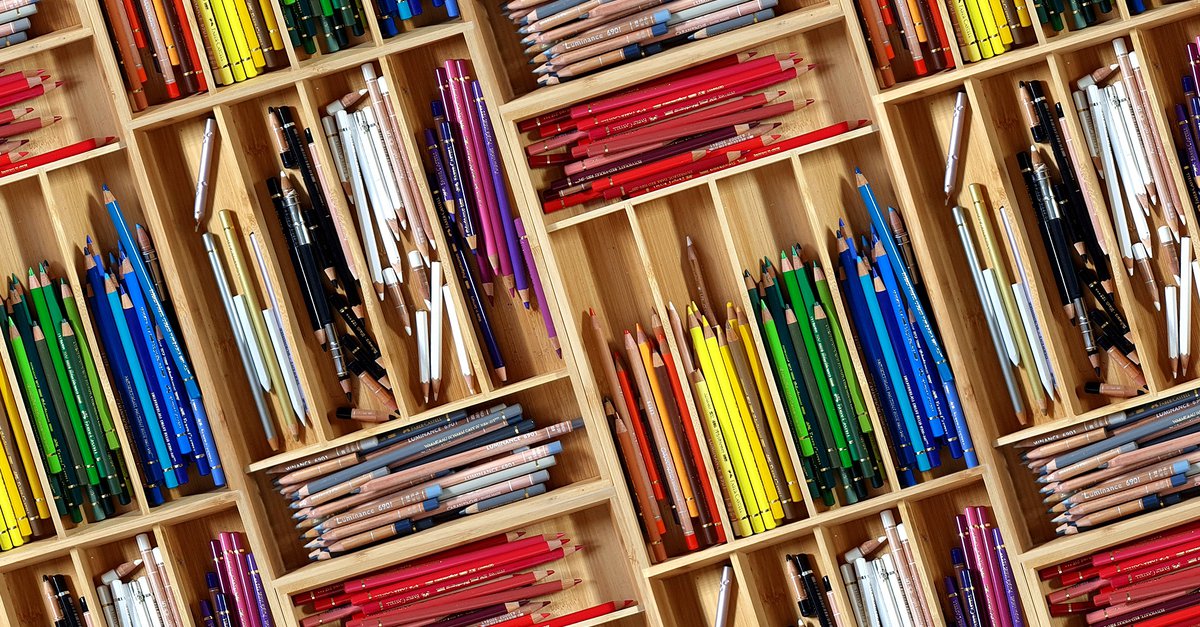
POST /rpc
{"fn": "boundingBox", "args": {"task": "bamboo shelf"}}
[0,0,1193,622]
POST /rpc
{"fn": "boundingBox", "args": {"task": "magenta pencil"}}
[515,218,558,354]
[444,61,501,278]
[220,532,258,627]
[966,507,1008,627]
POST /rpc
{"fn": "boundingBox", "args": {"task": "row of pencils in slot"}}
[0,190,223,542]
[501,0,781,85]
[93,533,195,627]
[1038,518,1200,625]
[0,0,41,50]
[521,52,868,212]
[849,0,955,88]
[1018,388,1200,535]
[940,506,1025,627]
[293,532,635,627]
[41,572,94,627]
[267,402,585,561]
[0,70,120,178]
[1011,76,1146,394]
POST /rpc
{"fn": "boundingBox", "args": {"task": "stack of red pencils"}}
[521,53,867,213]
[1037,520,1200,625]
[292,532,636,627]
[0,70,115,177]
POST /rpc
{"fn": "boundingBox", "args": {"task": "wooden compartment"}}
[285,499,645,625]
[649,559,754,627]
[217,84,404,448]
[523,20,875,229]
[74,525,191,627]
[477,0,833,107]
[382,34,565,388]
[734,530,850,627]
[0,38,120,164]
[158,503,254,625]
[255,375,601,574]
[299,60,493,417]
[969,60,1147,418]
[43,148,225,506]
[0,551,86,624]
[887,84,1070,439]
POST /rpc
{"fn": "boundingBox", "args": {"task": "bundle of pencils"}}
[782,553,845,626]
[41,572,91,627]
[942,0,1035,64]
[370,0,459,40]
[1037,520,1200,624]
[1076,41,1191,381]
[1170,37,1200,214]
[82,189,225,503]
[837,171,978,484]
[743,244,887,503]
[3,265,134,523]
[1020,389,1200,535]
[522,53,868,212]
[0,0,39,49]
[278,0,365,56]
[954,183,1059,423]
[94,533,186,627]
[0,137,119,178]
[589,299,793,559]
[0,297,51,550]
[505,0,780,85]
[269,104,386,411]
[938,505,1025,627]
[416,58,559,366]
[848,0,953,88]
[1012,78,1147,396]
[97,0,286,110]
[268,402,585,561]
[292,532,635,627]
[837,509,937,627]
[197,531,275,627]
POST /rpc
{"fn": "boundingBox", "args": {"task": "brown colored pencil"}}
[612,411,668,563]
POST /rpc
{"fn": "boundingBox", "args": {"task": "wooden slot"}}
[300,62,483,416]
[218,85,389,446]
[634,185,808,529]
[133,111,309,467]
[1054,40,1185,392]
[521,21,874,227]
[734,532,843,627]
[478,0,833,106]
[970,62,1143,416]
[29,0,81,36]
[288,500,644,624]
[888,84,1072,438]
[1122,22,1200,385]
[257,375,600,574]
[157,504,250,624]
[382,35,565,387]
[649,559,754,627]
[847,1,959,90]
[74,529,191,627]
[42,147,223,506]
[0,552,86,624]
[0,39,119,163]
[994,442,1062,546]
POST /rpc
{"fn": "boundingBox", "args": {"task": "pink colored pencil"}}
[582,98,797,157]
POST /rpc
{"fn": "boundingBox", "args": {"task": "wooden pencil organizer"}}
[0,550,85,623]
[279,499,646,626]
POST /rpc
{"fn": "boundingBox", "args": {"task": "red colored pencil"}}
[349,579,580,627]
[1086,589,1188,624]
[358,547,578,615]
[0,106,31,125]
[0,73,45,98]
[585,68,798,140]
[584,99,798,157]
[0,135,111,176]
[1139,603,1200,627]
[0,149,27,166]
[615,357,665,501]
[1093,521,1200,567]
[0,80,62,109]
[592,133,779,192]
[527,129,588,156]
[543,600,636,627]
[348,538,568,603]
[1040,556,1093,582]
[528,153,572,167]
[567,52,781,120]
[360,570,551,617]
[488,611,553,627]
[1092,567,1200,606]
[1098,536,1200,581]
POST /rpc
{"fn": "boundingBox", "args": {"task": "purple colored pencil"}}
[1188,44,1200,101]
[991,526,1024,627]
[944,576,969,627]
[515,218,559,355]
[472,79,528,303]
[247,553,275,627]
[1176,104,1200,180]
